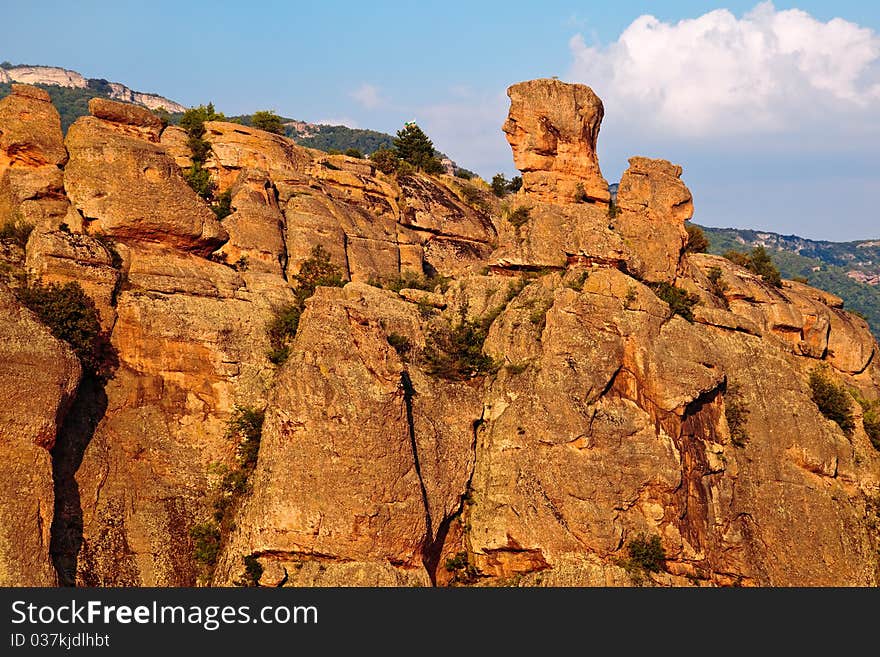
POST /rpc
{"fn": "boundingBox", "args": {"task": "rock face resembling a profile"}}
[503,78,609,204]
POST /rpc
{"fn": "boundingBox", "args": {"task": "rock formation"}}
[0,80,878,588]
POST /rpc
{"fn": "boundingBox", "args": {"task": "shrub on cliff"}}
[809,365,854,434]
[424,310,498,381]
[15,281,117,379]
[369,148,400,175]
[0,212,34,248]
[648,282,699,322]
[251,110,284,135]
[180,104,225,200]
[267,245,344,364]
[685,224,709,253]
[626,533,666,573]
[723,246,782,288]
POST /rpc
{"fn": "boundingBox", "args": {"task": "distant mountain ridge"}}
[0,62,401,158]
[698,224,880,338]
[0,63,185,112]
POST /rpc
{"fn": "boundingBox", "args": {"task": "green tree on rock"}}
[393,123,443,174]
[251,110,285,135]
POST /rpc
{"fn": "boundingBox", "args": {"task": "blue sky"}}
[5,1,879,240]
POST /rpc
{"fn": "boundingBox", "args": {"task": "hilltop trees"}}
[251,110,285,135]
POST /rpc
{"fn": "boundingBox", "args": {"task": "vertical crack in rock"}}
[49,375,108,586]
[399,370,433,572]
[422,413,483,584]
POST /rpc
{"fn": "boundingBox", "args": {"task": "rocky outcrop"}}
[214,283,481,586]
[0,286,81,586]
[503,78,609,203]
[1,76,878,588]
[614,157,692,281]
[0,85,69,229]
[1,66,88,89]
[495,81,690,283]
[64,103,227,255]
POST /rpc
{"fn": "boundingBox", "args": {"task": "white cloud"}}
[350,83,384,109]
[568,2,880,138]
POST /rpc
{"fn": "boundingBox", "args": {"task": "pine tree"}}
[393,123,443,174]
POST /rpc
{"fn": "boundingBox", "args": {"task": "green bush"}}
[227,406,264,472]
[180,104,224,200]
[371,271,450,294]
[723,246,782,288]
[626,533,666,573]
[864,409,880,451]
[15,281,117,379]
[851,390,880,451]
[648,282,699,322]
[455,182,490,213]
[607,200,619,219]
[190,522,221,569]
[725,383,750,447]
[251,110,284,135]
[424,312,498,381]
[506,206,530,229]
[685,224,709,253]
[183,163,214,200]
[369,148,400,174]
[266,245,344,364]
[809,365,854,434]
[179,103,224,140]
[706,266,729,307]
[237,555,263,587]
[344,147,364,159]
[444,551,478,585]
[0,213,34,247]
[507,176,522,193]
[212,189,233,220]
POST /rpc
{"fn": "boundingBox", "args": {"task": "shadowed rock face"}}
[1,81,879,588]
[0,286,80,586]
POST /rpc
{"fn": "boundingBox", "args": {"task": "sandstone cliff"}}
[0,80,878,588]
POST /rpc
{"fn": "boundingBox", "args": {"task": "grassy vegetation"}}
[725,383,750,447]
[684,224,709,253]
[723,246,783,288]
[424,314,498,381]
[444,551,478,585]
